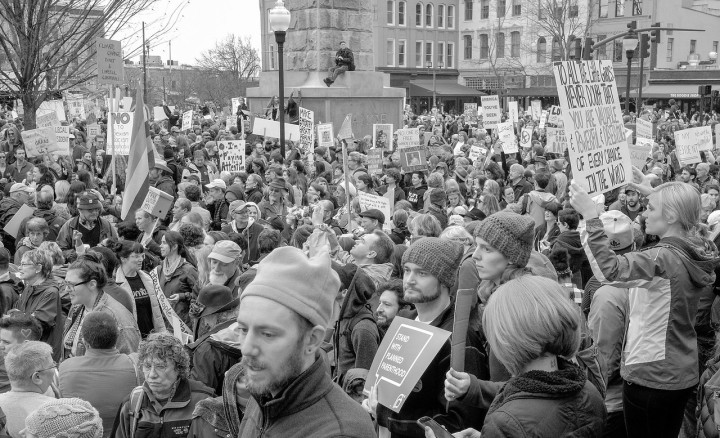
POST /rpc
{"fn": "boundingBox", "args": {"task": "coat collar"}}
[143,377,192,413]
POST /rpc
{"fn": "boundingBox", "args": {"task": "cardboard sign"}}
[520,126,534,149]
[463,103,478,124]
[508,101,519,126]
[367,148,383,175]
[252,117,300,141]
[38,100,66,122]
[451,289,475,372]
[373,124,393,151]
[399,147,427,172]
[363,317,451,413]
[553,60,632,195]
[674,128,703,165]
[468,146,483,162]
[181,110,193,132]
[87,124,101,139]
[480,96,500,130]
[629,141,652,170]
[218,140,246,172]
[396,128,420,149]
[358,191,392,232]
[67,98,85,119]
[545,127,567,154]
[317,123,334,148]
[675,126,713,152]
[497,121,517,154]
[53,126,71,156]
[636,117,653,139]
[548,105,562,125]
[141,186,174,219]
[20,127,58,158]
[3,204,36,239]
[538,110,548,130]
[36,112,60,128]
[531,100,542,121]
[95,38,124,85]
[338,114,353,140]
[299,107,315,156]
[109,111,133,155]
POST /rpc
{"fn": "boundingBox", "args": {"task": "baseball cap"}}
[359,209,385,224]
[231,200,249,213]
[208,240,242,264]
[10,183,33,194]
[600,210,634,251]
[206,179,227,190]
[76,191,101,210]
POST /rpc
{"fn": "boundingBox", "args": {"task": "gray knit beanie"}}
[401,237,463,288]
[25,398,102,438]
[474,211,534,267]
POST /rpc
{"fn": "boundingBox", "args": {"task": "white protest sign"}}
[545,127,568,154]
[538,110,548,130]
[299,107,315,155]
[67,97,85,119]
[531,100,542,121]
[317,124,334,148]
[553,60,632,195]
[53,126,71,156]
[548,105,562,125]
[468,146,483,162]
[508,101,519,126]
[87,124,101,139]
[463,103,478,124]
[636,117,653,139]
[497,121,517,154]
[36,112,60,128]
[396,128,420,149]
[20,127,58,158]
[373,124,394,150]
[674,129,703,165]
[109,111,133,155]
[181,110,193,132]
[153,106,171,122]
[217,140,246,172]
[520,126,534,149]
[252,118,300,141]
[480,96,500,130]
[358,191,392,232]
[95,38,124,85]
[38,100,66,122]
[629,140,652,170]
[676,126,713,152]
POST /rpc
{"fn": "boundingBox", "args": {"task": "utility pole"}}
[142,21,147,103]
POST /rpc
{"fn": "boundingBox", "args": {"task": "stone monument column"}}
[285,0,374,72]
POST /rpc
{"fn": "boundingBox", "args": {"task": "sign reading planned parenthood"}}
[552,60,631,196]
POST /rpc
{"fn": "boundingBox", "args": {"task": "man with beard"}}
[207,240,244,298]
[374,279,413,340]
[679,166,699,190]
[236,246,375,438]
[56,192,117,258]
[609,186,645,221]
[257,178,289,220]
[366,237,487,437]
[221,201,263,265]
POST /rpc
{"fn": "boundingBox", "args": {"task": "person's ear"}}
[304,325,326,355]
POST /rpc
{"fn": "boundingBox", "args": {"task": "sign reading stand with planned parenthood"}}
[553,60,632,196]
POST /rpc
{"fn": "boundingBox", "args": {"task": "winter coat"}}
[112,378,214,438]
[0,273,19,316]
[163,105,180,128]
[522,189,558,229]
[697,355,720,438]
[56,216,118,257]
[115,269,166,334]
[480,360,606,437]
[16,208,66,242]
[245,187,263,204]
[137,225,167,260]
[389,226,410,245]
[581,219,720,390]
[426,204,448,230]
[221,221,264,265]
[552,230,592,288]
[406,185,427,211]
[0,197,23,251]
[209,199,229,231]
[157,260,199,325]
[14,278,63,360]
[188,363,247,438]
[237,353,376,438]
[188,321,242,396]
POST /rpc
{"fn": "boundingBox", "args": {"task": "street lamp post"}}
[623,33,639,114]
[268,0,291,158]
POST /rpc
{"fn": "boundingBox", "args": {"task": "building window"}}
[437,42,445,66]
[511,31,520,57]
[497,0,506,17]
[269,44,276,69]
[447,42,454,68]
[714,41,719,53]
[416,2,424,26]
[426,3,434,27]
[599,0,608,17]
[666,37,673,62]
[398,40,407,66]
[615,0,624,17]
[632,0,642,15]
[537,37,546,63]
[387,1,395,24]
[539,0,546,19]
[552,37,561,61]
[437,4,444,27]
[512,0,521,15]
[481,0,489,18]
[690,39,697,54]
[386,39,395,66]
[613,39,623,62]
[448,5,455,28]
[425,41,434,66]
[464,35,473,59]
[416,40,423,66]
[480,34,489,59]
[464,0,472,20]
[569,2,579,17]
[497,32,505,58]
[597,34,607,59]
[398,1,406,25]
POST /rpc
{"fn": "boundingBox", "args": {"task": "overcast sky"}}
[123,0,262,65]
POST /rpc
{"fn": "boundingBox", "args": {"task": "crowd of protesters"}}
[0,94,715,438]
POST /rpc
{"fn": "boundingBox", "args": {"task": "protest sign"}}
[53,126,71,156]
[396,129,426,172]
[396,128,419,149]
[36,112,60,128]
[3,204,35,239]
[141,186,174,219]
[109,112,133,155]
[21,127,58,158]
[451,289,475,372]
[217,140,246,172]
[674,128,703,165]
[629,141,652,170]
[367,149,383,175]
[548,105,562,125]
[468,146,483,162]
[508,101,519,126]
[531,100,542,121]
[120,97,133,112]
[538,110,548,130]
[87,124,101,139]
[358,191,392,232]
[299,107,315,156]
[373,124,393,150]
[231,97,242,113]
[364,317,451,413]
[497,122,517,154]
[181,110,193,132]
[636,117,653,139]
[153,106,173,122]
[95,38,124,85]
[675,126,713,152]
[67,97,85,119]
[317,124,334,148]
[38,100,66,122]
[463,103,478,124]
[252,118,300,141]
[553,60,632,195]
[520,126,534,149]
[480,96,500,130]
[545,127,567,154]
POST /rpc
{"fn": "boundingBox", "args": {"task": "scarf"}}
[222,363,247,437]
[162,256,184,279]
[20,237,39,250]
[63,292,104,358]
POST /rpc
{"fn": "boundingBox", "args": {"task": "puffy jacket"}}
[14,278,63,360]
[112,378,214,438]
[697,355,720,438]
[156,260,198,325]
[552,230,592,288]
[481,359,606,437]
[581,219,720,390]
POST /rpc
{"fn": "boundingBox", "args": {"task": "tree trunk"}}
[21,91,38,130]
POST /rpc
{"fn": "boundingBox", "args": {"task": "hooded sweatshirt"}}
[552,230,592,288]
[406,184,427,211]
[581,218,720,390]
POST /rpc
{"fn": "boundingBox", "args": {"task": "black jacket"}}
[335,48,355,70]
[163,105,180,128]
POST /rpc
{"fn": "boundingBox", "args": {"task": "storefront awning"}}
[505,87,559,97]
[409,80,486,97]
[628,84,702,99]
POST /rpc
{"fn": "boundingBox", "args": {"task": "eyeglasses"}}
[35,362,57,374]
[65,279,91,291]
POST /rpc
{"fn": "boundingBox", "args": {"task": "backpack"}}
[127,386,145,438]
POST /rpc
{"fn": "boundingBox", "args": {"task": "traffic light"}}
[574,40,583,60]
[650,22,661,44]
[582,38,595,60]
[639,34,651,58]
[627,20,637,31]
[699,85,712,96]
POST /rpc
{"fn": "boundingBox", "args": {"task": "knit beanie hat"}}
[474,211,534,267]
[402,237,463,288]
[241,246,340,328]
[430,188,447,206]
[25,398,102,438]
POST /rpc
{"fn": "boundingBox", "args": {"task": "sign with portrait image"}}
[373,124,393,151]
[317,123,334,148]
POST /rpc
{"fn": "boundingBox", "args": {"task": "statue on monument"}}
[323,41,355,87]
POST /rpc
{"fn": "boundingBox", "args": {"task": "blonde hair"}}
[652,182,701,233]
[482,275,581,376]
[483,179,501,199]
[440,226,473,247]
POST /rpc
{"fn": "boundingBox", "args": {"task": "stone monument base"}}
[247,70,406,140]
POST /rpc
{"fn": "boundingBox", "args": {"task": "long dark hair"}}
[34,164,55,190]
[107,239,144,261]
[163,231,196,266]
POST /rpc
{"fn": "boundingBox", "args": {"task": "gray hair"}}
[440,226,474,246]
[138,332,190,380]
[5,341,53,385]
[21,249,53,279]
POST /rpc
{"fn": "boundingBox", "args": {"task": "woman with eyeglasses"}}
[63,253,141,359]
